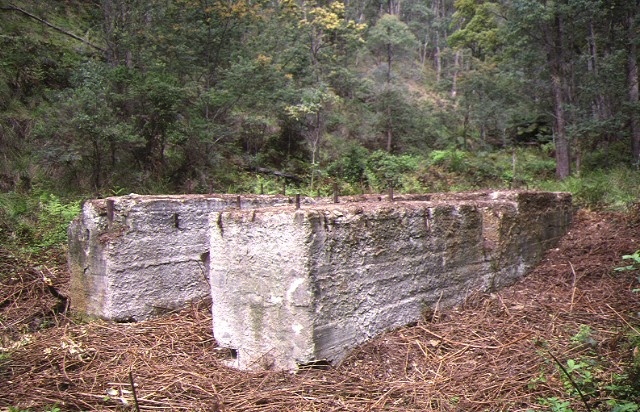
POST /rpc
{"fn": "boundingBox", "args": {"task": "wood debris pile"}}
[1,210,639,411]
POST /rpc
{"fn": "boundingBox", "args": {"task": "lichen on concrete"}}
[67,190,572,370]
[209,191,572,370]
[68,194,294,321]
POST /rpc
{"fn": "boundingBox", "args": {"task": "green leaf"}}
[615,265,637,272]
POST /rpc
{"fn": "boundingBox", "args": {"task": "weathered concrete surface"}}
[210,191,572,370]
[68,192,439,321]
[68,194,297,321]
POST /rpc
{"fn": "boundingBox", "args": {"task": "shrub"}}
[0,191,80,252]
[536,167,640,210]
[364,150,422,192]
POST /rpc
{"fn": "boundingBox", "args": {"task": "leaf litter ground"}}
[1,209,640,411]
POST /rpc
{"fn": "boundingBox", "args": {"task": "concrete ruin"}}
[68,190,572,371]
[69,192,429,321]
[68,194,299,321]
[209,191,572,370]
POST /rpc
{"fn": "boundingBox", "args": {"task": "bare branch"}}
[4,3,105,52]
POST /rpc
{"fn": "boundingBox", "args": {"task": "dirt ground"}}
[1,208,640,411]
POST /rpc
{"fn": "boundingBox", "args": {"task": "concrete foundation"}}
[209,191,572,370]
[68,190,572,371]
[67,192,432,321]
[68,194,299,321]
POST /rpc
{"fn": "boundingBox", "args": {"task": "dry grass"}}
[1,209,640,411]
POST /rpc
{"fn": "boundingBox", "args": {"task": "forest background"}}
[4,3,640,411]
[3,0,640,249]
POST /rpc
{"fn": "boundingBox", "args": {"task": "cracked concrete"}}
[68,194,296,321]
[67,190,571,370]
[209,191,572,370]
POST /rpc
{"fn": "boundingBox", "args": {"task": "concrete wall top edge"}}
[214,190,571,218]
[69,188,572,334]
[81,189,570,207]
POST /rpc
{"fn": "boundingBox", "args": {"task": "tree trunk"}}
[552,74,571,179]
[386,36,393,151]
[451,50,461,98]
[102,0,119,65]
[386,104,393,152]
[628,8,640,164]
[92,139,102,191]
[433,0,442,82]
[420,33,428,66]
[587,21,601,120]
[462,105,469,150]
[547,10,571,179]
[435,33,442,82]
[309,110,325,189]
[387,42,393,84]
[388,0,400,16]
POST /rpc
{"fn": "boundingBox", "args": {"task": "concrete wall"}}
[68,192,436,321]
[68,194,297,321]
[209,191,572,370]
[68,190,572,370]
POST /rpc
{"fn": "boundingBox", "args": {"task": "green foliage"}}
[415,147,555,191]
[540,346,640,412]
[604,372,640,411]
[285,87,339,123]
[580,140,634,172]
[610,403,639,412]
[560,358,597,397]
[570,325,598,348]
[549,356,635,410]
[367,14,418,59]
[327,144,369,186]
[36,192,80,249]
[0,191,80,252]
[536,396,573,412]
[527,371,547,390]
[450,0,504,59]
[0,192,34,244]
[615,251,640,272]
[364,150,421,191]
[536,168,640,210]
[528,315,640,411]
[429,149,467,172]
[248,175,282,195]
[614,251,640,293]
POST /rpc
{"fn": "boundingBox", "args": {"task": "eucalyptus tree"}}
[618,1,640,164]
[270,0,367,184]
[285,86,340,188]
[367,13,417,151]
[503,0,640,175]
[397,0,456,81]
[447,0,507,148]
[501,0,592,178]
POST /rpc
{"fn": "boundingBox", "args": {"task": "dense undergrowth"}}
[2,147,640,411]
[2,146,640,255]
[0,190,79,254]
